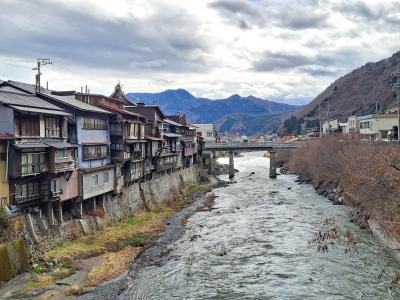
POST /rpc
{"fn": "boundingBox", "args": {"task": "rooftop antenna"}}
[32,58,52,94]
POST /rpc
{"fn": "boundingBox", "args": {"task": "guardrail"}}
[204,142,303,149]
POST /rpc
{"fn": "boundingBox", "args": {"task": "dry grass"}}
[15,275,54,294]
[43,209,173,262]
[65,284,89,296]
[86,246,140,286]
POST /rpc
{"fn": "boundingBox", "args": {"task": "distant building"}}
[321,119,339,135]
[347,116,360,134]
[193,124,216,143]
[358,113,398,140]
[339,122,348,134]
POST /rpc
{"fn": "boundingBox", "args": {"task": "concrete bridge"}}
[203,142,302,179]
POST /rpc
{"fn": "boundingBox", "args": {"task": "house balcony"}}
[15,193,42,204]
[48,190,63,200]
[111,150,131,162]
[110,124,123,136]
[155,154,179,172]
[21,163,48,177]
[51,158,77,173]
[184,148,197,156]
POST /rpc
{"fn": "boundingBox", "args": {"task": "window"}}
[45,117,60,137]
[93,174,99,185]
[56,149,66,158]
[207,132,212,137]
[83,145,108,160]
[111,144,125,151]
[82,117,107,130]
[15,182,40,199]
[16,114,40,137]
[103,172,109,183]
[50,179,61,193]
[21,153,47,175]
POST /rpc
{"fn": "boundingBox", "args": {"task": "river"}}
[119,151,400,300]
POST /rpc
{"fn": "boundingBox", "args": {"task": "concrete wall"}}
[105,165,199,221]
[81,167,115,200]
[0,239,29,281]
[60,170,79,202]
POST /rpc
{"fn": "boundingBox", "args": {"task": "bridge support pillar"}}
[210,151,216,174]
[229,151,235,179]
[269,150,277,179]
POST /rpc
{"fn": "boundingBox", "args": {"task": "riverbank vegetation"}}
[3,183,208,298]
[281,136,400,241]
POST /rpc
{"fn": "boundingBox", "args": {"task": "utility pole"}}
[32,58,52,94]
[392,72,400,144]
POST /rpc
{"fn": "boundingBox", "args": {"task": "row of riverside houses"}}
[321,107,400,141]
[0,80,204,227]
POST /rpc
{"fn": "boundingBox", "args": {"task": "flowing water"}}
[120,152,400,300]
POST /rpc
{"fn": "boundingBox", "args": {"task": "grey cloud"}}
[337,1,400,26]
[208,0,265,29]
[299,67,341,77]
[280,11,327,29]
[254,52,313,71]
[254,47,369,74]
[0,0,211,74]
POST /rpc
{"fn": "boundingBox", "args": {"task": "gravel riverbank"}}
[79,176,226,300]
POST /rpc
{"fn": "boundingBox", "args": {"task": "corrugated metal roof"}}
[45,142,78,148]
[7,80,43,94]
[146,136,163,141]
[0,91,67,111]
[10,105,71,116]
[0,86,30,94]
[164,119,184,127]
[14,143,49,149]
[163,132,182,138]
[46,94,112,114]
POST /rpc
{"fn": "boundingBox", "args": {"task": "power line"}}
[0,59,35,63]
[0,61,33,69]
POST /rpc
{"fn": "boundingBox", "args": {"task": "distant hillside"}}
[215,112,293,136]
[297,51,400,121]
[128,89,301,134]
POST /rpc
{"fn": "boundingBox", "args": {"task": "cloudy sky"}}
[0,0,399,104]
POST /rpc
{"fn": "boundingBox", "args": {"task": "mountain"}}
[215,112,294,136]
[297,51,400,122]
[127,89,301,134]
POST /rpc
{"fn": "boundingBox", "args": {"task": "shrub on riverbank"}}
[286,136,400,240]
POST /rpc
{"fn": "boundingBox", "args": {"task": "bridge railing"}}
[204,142,303,149]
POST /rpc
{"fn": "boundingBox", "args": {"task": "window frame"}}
[45,117,61,138]
[83,145,108,160]
[82,117,107,130]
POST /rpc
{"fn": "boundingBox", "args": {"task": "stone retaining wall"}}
[26,166,200,259]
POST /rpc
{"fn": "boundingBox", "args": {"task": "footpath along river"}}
[108,152,400,299]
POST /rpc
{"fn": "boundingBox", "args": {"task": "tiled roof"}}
[97,103,142,118]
